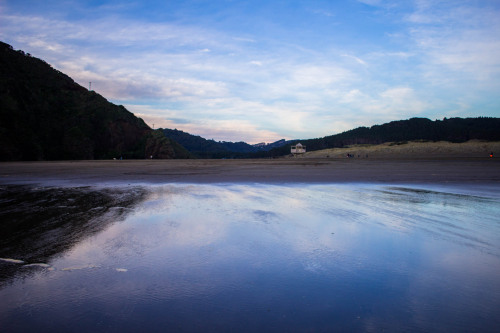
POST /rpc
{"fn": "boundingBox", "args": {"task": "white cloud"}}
[249,60,262,66]
[339,89,365,104]
[357,0,382,6]
[290,64,354,88]
[309,9,335,17]
[136,111,285,144]
[406,2,500,84]
[328,86,429,128]
[1,0,498,143]
[341,54,367,66]
[378,87,427,112]
[369,51,413,59]
[232,37,256,43]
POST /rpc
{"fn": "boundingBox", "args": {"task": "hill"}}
[161,128,289,158]
[257,117,500,157]
[295,140,500,159]
[0,41,192,160]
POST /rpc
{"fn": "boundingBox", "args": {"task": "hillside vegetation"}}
[0,42,192,160]
[257,117,500,157]
[162,128,289,158]
[296,140,500,159]
[2,42,498,161]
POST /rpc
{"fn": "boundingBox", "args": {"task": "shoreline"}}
[1,158,499,186]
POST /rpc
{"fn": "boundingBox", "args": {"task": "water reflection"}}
[1,184,500,332]
[0,185,146,287]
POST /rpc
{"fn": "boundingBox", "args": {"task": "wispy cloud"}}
[136,110,285,143]
[342,54,368,66]
[1,0,499,143]
[406,1,500,84]
[357,0,382,6]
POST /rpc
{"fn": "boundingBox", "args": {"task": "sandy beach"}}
[1,157,499,185]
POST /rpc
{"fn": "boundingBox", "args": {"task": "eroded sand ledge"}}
[1,157,499,185]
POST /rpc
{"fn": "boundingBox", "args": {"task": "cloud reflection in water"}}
[1,183,500,332]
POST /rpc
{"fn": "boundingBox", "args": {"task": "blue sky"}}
[1,0,499,143]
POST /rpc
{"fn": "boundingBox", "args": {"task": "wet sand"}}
[1,158,499,185]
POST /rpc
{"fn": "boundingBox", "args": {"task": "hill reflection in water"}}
[1,183,499,332]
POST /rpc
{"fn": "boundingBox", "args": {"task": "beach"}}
[0,157,499,185]
[2,155,500,332]
[2,180,500,332]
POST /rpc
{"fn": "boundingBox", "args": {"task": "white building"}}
[291,143,306,155]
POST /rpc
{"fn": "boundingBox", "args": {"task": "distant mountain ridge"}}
[161,128,290,158]
[164,117,500,158]
[256,117,500,157]
[2,42,498,161]
[0,41,192,160]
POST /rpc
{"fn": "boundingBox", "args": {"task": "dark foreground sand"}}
[1,158,499,185]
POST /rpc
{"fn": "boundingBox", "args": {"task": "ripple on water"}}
[1,183,499,332]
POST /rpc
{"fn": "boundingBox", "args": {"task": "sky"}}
[1,0,499,143]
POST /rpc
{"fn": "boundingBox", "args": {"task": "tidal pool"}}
[1,183,500,332]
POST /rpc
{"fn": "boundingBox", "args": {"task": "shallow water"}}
[1,183,500,332]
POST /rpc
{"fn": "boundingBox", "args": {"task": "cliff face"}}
[0,41,191,160]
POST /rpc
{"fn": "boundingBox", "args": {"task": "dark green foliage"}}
[4,42,497,160]
[258,117,500,157]
[0,41,187,160]
[161,128,288,158]
[145,130,193,159]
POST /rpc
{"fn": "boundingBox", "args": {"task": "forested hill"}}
[161,128,289,158]
[256,117,500,157]
[0,41,192,160]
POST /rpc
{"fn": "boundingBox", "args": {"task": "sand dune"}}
[294,140,500,159]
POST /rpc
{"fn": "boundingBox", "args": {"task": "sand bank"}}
[296,140,500,159]
[1,157,499,185]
